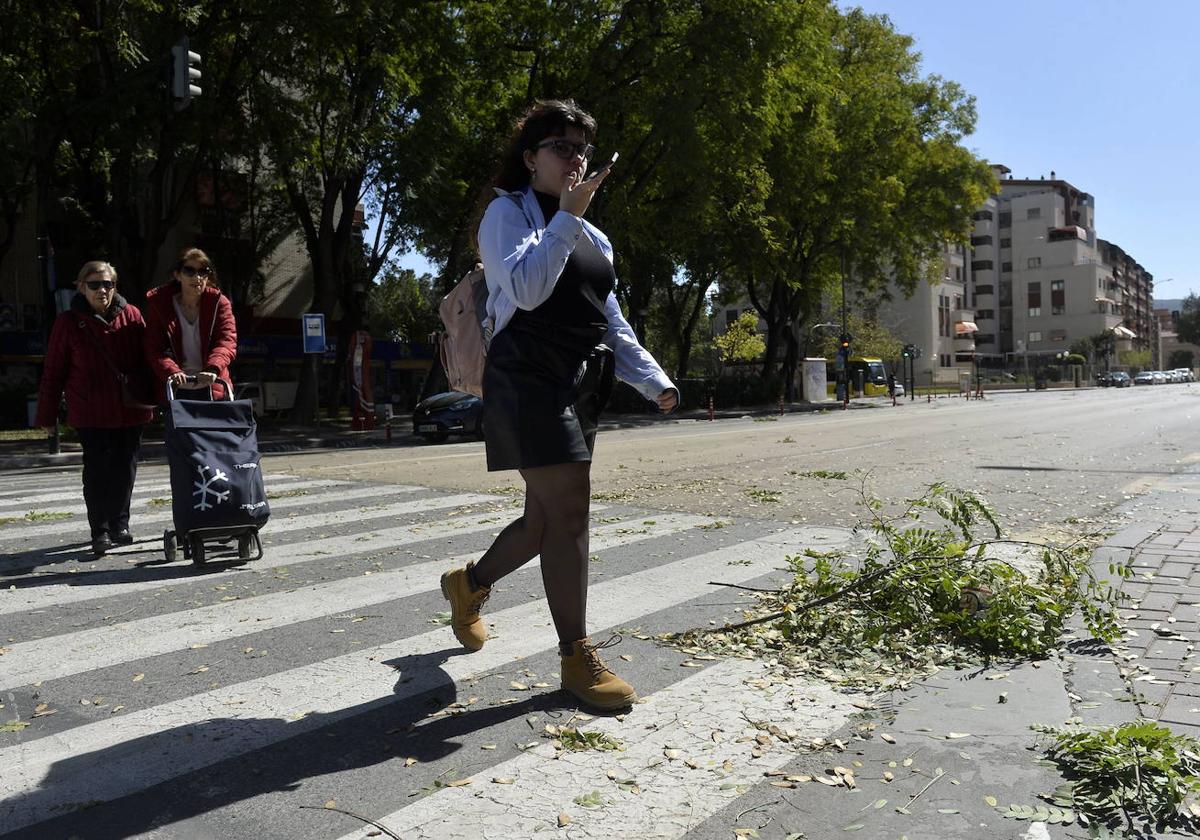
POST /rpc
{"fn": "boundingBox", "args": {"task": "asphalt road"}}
[280,385,1200,540]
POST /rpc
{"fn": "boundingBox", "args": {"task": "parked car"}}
[1108,371,1132,388]
[413,391,483,443]
[1135,371,1155,385]
[1176,369,1196,382]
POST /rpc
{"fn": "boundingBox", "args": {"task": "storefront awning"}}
[1112,326,1137,339]
[954,321,979,335]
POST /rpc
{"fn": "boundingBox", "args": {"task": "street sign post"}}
[302,314,326,428]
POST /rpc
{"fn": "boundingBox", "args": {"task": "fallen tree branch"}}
[299,804,404,840]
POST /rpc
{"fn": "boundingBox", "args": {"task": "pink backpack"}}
[438,266,490,397]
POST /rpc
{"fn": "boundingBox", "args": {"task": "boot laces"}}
[581,634,623,679]
[466,586,491,617]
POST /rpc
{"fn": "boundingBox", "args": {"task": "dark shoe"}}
[109,528,134,546]
[91,533,114,557]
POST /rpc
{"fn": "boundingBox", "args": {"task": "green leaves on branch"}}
[1029,720,1200,835]
[714,312,765,363]
[668,478,1125,691]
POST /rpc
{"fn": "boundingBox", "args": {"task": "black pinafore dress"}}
[482,191,616,472]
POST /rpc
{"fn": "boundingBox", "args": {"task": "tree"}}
[1175,294,1200,347]
[714,311,765,364]
[736,7,994,394]
[369,263,441,343]
[1168,349,1194,370]
[817,313,902,362]
[1119,349,1151,375]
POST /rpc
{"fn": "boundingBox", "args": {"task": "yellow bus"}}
[826,356,893,397]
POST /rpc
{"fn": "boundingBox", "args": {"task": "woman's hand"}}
[195,371,217,387]
[656,389,678,414]
[559,165,610,218]
[168,371,189,387]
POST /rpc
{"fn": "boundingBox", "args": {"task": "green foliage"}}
[554,728,624,752]
[369,264,441,343]
[1168,349,1195,370]
[1031,720,1200,835]
[714,312,765,363]
[667,479,1125,690]
[1176,294,1200,347]
[1065,353,1087,365]
[1119,349,1152,374]
[817,313,903,361]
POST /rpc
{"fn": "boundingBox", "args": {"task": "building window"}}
[971,260,994,271]
[953,294,963,310]
[1029,307,1041,317]
[1027,257,1041,269]
[1000,238,1012,249]
[1051,280,1064,315]
[938,295,951,337]
[1001,262,1013,273]
[1029,331,1042,343]
[1028,281,1041,313]
[972,210,994,221]
[971,235,993,247]
[1027,207,1041,220]
[955,266,962,282]
[999,212,1012,228]
[976,309,994,320]
[941,354,951,368]
[975,284,994,296]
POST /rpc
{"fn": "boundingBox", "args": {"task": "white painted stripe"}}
[0,475,336,517]
[335,660,854,840]
[0,502,612,617]
[0,472,306,508]
[0,527,850,832]
[2,483,426,551]
[0,514,710,690]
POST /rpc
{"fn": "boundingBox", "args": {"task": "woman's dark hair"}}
[468,99,598,258]
[493,99,597,192]
[173,246,219,289]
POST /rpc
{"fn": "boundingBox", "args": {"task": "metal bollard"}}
[778,394,784,416]
[708,394,715,422]
[385,422,392,443]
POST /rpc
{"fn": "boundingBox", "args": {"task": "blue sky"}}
[846,0,1200,301]
[390,1,1199,301]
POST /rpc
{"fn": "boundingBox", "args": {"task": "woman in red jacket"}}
[36,261,154,557]
[143,247,237,401]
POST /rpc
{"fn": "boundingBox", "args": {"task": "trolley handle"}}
[165,375,236,402]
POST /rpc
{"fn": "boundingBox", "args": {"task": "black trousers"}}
[76,426,144,537]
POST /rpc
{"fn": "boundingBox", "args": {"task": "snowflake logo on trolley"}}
[193,464,231,511]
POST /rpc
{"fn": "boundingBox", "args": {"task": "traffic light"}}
[902,343,914,359]
[838,334,851,354]
[171,37,202,110]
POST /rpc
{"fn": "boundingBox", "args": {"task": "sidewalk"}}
[0,397,875,472]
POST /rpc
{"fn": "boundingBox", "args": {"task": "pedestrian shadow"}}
[0,556,252,589]
[2,646,571,839]
[0,540,96,575]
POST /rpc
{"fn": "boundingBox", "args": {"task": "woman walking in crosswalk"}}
[440,100,678,711]
[36,261,155,557]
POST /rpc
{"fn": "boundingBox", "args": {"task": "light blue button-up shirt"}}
[477,186,677,405]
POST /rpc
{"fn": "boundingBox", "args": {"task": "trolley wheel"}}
[191,535,207,565]
[237,534,252,560]
[163,530,177,563]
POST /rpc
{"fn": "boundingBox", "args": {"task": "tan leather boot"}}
[560,635,637,710]
[440,564,490,651]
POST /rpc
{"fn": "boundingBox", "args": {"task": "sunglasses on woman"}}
[180,264,212,278]
[85,280,116,291]
[535,139,596,161]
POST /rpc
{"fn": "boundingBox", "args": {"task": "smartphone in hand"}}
[587,151,619,181]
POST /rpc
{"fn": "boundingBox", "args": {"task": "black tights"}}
[470,461,590,645]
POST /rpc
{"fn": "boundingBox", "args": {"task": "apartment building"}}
[970,166,1151,365]
[873,244,974,385]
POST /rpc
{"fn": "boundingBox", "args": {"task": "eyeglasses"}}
[180,264,212,278]
[535,139,596,161]
[85,280,116,291]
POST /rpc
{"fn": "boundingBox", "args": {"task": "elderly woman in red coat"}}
[36,260,154,557]
[143,247,238,401]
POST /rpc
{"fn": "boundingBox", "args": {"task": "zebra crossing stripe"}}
[0,513,710,691]
[0,475,340,516]
[0,502,607,617]
[0,528,849,833]
[0,483,425,551]
[0,471,308,508]
[333,659,854,840]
